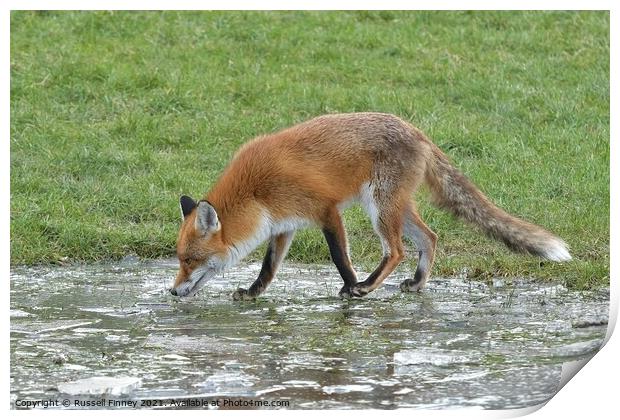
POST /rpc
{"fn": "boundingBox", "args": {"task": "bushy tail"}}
[424,144,571,262]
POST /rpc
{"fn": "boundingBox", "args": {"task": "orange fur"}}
[171,112,570,298]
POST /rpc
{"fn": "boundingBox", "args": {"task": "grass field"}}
[10,11,609,289]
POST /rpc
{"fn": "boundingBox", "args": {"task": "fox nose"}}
[169,288,178,296]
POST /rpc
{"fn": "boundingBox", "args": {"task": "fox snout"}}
[168,281,184,296]
[169,279,193,297]
[169,269,191,296]
[169,285,191,297]
[170,261,217,297]
[169,275,209,297]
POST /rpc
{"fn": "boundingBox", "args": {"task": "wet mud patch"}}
[10,259,608,409]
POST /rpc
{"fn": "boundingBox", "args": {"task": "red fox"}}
[170,113,571,299]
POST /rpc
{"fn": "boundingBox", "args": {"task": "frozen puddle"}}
[393,349,478,366]
[58,377,142,396]
[10,259,609,409]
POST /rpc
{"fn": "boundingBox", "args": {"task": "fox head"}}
[170,196,228,297]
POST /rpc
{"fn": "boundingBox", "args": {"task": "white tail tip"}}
[542,239,572,262]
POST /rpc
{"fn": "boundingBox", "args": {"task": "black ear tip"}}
[180,194,195,202]
[180,195,197,218]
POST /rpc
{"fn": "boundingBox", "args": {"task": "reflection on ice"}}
[58,376,142,396]
[10,259,609,409]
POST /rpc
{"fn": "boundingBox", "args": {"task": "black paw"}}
[232,288,255,301]
[338,283,369,299]
[400,278,423,293]
[338,285,352,299]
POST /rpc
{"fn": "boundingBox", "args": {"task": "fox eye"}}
[184,257,193,265]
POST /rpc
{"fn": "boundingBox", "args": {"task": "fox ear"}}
[179,195,197,220]
[195,201,220,235]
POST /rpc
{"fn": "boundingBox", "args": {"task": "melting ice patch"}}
[323,384,374,394]
[58,376,142,396]
[394,349,479,366]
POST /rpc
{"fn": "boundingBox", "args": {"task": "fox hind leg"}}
[400,205,437,292]
[232,231,295,301]
[349,203,406,297]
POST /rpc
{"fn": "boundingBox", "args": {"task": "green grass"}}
[10,11,609,289]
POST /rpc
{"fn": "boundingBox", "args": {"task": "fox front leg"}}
[320,207,359,299]
[232,231,294,301]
